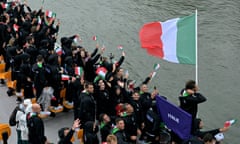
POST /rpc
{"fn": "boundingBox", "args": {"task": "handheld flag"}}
[96,67,107,78]
[118,45,123,51]
[45,10,56,18]
[73,35,81,44]
[55,47,62,55]
[1,3,9,9]
[139,14,196,64]
[13,24,19,32]
[75,66,84,76]
[224,119,237,127]
[153,63,160,71]
[92,35,97,41]
[61,74,70,81]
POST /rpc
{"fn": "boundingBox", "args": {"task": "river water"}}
[27,0,240,143]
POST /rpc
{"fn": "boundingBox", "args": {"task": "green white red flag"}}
[1,3,9,9]
[153,63,160,71]
[92,35,97,41]
[96,67,107,78]
[55,47,62,55]
[139,14,196,64]
[118,45,123,51]
[75,66,83,76]
[61,74,70,81]
[13,24,19,32]
[45,10,56,18]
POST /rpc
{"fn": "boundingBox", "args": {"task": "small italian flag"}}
[140,13,196,64]
[75,66,84,76]
[118,45,123,51]
[73,35,81,44]
[55,47,62,55]
[61,74,70,81]
[45,10,56,18]
[153,63,160,71]
[92,35,97,41]
[13,24,19,32]
[224,119,237,127]
[96,67,107,78]
[1,3,9,9]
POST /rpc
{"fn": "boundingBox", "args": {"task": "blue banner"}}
[156,96,192,140]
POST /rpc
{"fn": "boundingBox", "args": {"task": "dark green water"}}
[28,0,240,142]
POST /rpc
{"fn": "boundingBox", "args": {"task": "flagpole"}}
[195,9,198,84]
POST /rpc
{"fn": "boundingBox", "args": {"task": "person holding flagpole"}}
[179,80,206,120]
[179,79,207,136]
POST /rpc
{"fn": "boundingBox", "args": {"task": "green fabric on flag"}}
[177,14,196,64]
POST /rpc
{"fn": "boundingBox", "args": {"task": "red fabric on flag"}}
[96,67,107,75]
[139,22,164,58]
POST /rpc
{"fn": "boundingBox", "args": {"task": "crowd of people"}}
[0,0,231,144]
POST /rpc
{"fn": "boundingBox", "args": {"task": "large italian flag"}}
[139,14,196,64]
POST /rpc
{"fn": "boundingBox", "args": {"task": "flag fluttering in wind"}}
[55,47,62,55]
[224,119,237,127]
[118,45,123,51]
[153,63,160,71]
[96,67,107,78]
[139,14,196,64]
[13,24,19,32]
[1,3,9,9]
[61,74,70,81]
[73,34,82,44]
[45,10,56,18]
[92,35,97,41]
[75,66,84,76]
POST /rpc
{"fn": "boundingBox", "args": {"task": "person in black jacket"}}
[77,82,96,126]
[139,84,152,122]
[121,103,138,143]
[179,80,207,134]
[99,113,114,143]
[46,54,62,108]
[142,108,161,144]
[112,117,129,144]
[95,80,111,117]
[27,103,45,144]
[179,80,207,121]
[129,90,143,129]
[58,119,80,144]
[83,121,99,144]
[192,118,229,140]
[19,53,34,99]
[72,76,84,120]
[32,55,46,100]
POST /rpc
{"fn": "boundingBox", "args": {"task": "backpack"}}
[9,106,24,126]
